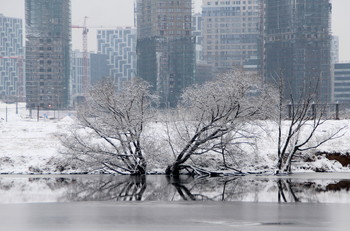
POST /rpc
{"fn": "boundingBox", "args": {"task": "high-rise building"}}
[70,50,108,107]
[193,12,215,84]
[334,63,350,103]
[0,14,24,100]
[263,0,332,102]
[25,0,71,109]
[70,50,89,103]
[90,53,108,85]
[201,0,261,74]
[192,13,203,63]
[330,36,339,102]
[331,36,339,65]
[136,0,195,107]
[97,28,137,89]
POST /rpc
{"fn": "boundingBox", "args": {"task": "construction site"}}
[2,0,334,109]
[263,0,332,102]
[25,0,71,109]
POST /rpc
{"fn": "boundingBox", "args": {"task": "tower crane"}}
[72,17,120,99]
[72,16,89,95]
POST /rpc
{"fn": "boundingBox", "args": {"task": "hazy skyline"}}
[1,0,349,61]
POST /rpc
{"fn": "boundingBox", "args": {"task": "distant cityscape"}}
[0,0,348,109]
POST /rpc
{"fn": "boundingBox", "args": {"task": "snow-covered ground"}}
[250,119,350,173]
[0,102,349,174]
[0,102,75,174]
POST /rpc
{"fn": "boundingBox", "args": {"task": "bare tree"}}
[61,78,158,175]
[165,70,275,176]
[274,76,346,173]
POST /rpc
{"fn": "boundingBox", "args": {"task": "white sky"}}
[1,0,349,61]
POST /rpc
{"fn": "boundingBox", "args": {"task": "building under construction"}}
[136,0,195,108]
[25,0,71,109]
[263,0,332,102]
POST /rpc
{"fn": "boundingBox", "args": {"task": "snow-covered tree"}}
[165,70,275,176]
[62,78,158,175]
[274,76,345,173]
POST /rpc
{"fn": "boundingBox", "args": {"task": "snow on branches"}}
[62,78,158,175]
[165,70,276,176]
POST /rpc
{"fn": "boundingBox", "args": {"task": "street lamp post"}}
[57,94,60,119]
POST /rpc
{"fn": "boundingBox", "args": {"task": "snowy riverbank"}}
[0,102,349,175]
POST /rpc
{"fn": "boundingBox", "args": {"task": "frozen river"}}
[0,173,350,230]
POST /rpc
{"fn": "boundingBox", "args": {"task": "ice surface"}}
[0,200,349,231]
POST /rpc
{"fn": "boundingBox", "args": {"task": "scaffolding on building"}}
[263,0,332,102]
[25,0,71,109]
[136,0,195,108]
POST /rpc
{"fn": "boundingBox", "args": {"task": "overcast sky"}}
[1,0,349,61]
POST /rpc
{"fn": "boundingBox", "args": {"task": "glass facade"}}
[97,28,137,90]
[0,14,24,100]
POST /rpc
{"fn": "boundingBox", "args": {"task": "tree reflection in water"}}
[61,175,248,202]
[65,175,147,201]
[277,179,300,203]
[63,176,350,203]
[1,175,350,203]
[166,176,248,201]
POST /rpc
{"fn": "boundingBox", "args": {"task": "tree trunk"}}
[133,165,146,175]
[165,162,181,176]
[131,158,147,175]
[277,157,283,171]
[282,152,294,173]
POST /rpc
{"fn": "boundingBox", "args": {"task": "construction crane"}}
[72,18,121,98]
[72,16,89,95]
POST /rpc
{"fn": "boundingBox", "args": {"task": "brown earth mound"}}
[316,152,350,167]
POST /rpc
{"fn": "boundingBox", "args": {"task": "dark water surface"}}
[0,173,350,230]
